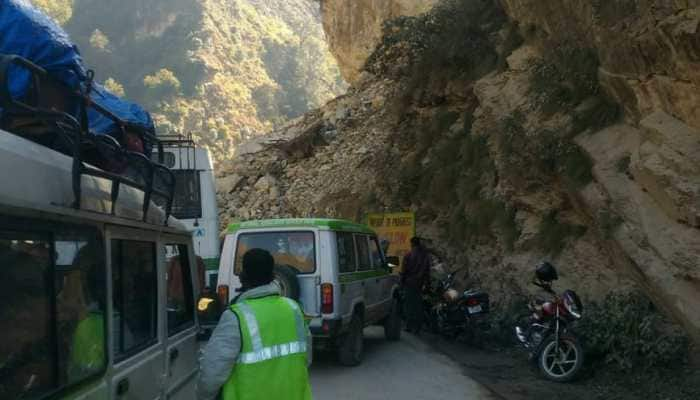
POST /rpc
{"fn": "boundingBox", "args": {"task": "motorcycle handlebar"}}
[531,279,555,294]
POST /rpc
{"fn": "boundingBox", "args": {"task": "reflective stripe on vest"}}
[235,298,307,365]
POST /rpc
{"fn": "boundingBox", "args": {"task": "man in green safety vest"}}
[197,248,312,400]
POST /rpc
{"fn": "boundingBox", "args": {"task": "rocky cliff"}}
[217,0,700,346]
[320,0,438,82]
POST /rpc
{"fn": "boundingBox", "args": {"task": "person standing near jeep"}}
[196,249,312,400]
[401,237,431,334]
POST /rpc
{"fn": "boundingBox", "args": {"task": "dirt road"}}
[310,327,500,400]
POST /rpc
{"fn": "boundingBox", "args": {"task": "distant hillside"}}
[32,0,346,163]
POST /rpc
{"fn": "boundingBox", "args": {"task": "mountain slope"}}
[33,0,346,163]
[217,0,700,349]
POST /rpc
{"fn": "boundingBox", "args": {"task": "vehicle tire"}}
[537,335,584,382]
[384,299,402,341]
[338,313,364,366]
[273,265,300,300]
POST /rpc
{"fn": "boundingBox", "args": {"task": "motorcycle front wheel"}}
[537,335,584,382]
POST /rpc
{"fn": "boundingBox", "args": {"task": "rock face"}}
[320,0,438,82]
[219,0,700,344]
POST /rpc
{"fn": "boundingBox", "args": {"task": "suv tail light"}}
[321,283,333,314]
[217,285,229,306]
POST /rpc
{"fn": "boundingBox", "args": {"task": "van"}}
[215,218,402,366]
[0,129,203,400]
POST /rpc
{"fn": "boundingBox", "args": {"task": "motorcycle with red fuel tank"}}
[515,262,584,382]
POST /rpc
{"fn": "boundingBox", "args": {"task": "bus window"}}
[165,244,195,335]
[111,240,158,359]
[0,224,106,400]
[171,170,202,219]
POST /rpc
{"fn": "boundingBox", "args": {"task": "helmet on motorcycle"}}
[443,288,460,303]
[535,261,558,282]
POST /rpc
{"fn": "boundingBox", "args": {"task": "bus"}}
[155,134,221,289]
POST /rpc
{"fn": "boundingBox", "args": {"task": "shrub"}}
[597,208,624,239]
[535,211,587,255]
[529,41,605,117]
[571,96,621,135]
[89,29,110,52]
[487,295,530,346]
[497,111,526,163]
[560,143,594,189]
[615,154,631,174]
[434,108,460,134]
[33,0,74,25]
[143,68,182,102]
[103,77,125,97]
[577,292,690,370]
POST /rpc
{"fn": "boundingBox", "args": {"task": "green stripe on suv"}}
[227,218,375,235]
[338,269,390,283]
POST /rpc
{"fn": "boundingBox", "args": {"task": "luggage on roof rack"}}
[0,54,175,225]
[0,2,175,224]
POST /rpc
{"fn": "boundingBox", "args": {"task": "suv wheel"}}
[273,265,300,300]
[338,313,364,366]
[384,299,401,341]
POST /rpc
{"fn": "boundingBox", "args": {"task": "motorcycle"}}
[424,268,490,342]
[515,271,584,382]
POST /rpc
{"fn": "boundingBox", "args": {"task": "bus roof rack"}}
[0,54,175,225]
[157,132,195,147]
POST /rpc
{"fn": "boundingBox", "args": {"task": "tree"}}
[104,77,125,97]
[89,29,111,52]
[32,0,74,25]
[143,68,182,104]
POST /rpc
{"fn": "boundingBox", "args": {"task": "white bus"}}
[155,134,220,289]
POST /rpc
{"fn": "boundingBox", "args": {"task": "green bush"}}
[530,44,600,107]
[367,0,507,82]
[571,96,621,135]
[497,111,526,164]
[143,68,182,101]
[597,208,624,239]
[527,128,595,189]
[535,211,587,255]
[615,154,631,174]
[487,296,530,346]
[103,77,125,97]
[560,143,594,189]
[577,292,690,370]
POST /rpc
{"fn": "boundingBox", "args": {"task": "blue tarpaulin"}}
[0,0,85,101]
[0,0,155,145]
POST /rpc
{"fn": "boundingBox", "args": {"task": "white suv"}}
[215,218,402,366]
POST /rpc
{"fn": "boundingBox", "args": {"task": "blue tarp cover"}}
[0,0,155,142]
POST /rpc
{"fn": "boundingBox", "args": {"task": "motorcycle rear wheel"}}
[537,335,584,382]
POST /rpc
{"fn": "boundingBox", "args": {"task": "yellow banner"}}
[366,212,415,272]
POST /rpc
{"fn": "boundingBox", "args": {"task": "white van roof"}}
[0,129,186,231]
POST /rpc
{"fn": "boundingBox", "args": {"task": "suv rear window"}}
[234,231,315,274]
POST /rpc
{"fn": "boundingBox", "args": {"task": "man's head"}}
[410,237,421,248]
[240,248,275,289]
